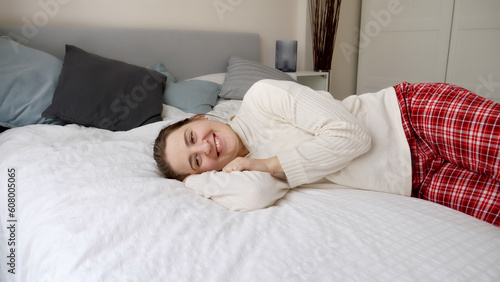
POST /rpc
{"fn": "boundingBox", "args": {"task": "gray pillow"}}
[42,45,166,131]
[219,55,295,100]
[0,35,64,128]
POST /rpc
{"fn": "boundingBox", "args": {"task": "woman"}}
[154,79,500,226]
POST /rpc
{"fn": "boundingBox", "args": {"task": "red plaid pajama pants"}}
[394,82,500,226]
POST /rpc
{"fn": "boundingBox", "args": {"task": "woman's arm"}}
[184,170,289,212]
[184,80,370,212]
[242,80,372,188]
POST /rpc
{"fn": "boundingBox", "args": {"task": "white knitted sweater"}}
[185,80,411,211]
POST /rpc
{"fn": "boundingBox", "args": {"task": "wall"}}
[0,0,300,69]
[0,0,361,98]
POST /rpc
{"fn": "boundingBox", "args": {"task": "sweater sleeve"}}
[246,80,372,188]
[184,170,289,212]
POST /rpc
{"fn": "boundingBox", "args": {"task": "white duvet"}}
[1,101,500,282]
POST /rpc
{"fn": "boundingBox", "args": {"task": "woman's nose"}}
[195,139,211,155]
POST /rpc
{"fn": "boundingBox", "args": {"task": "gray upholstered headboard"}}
[0,26,260,80]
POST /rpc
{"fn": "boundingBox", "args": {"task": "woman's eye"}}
[190,132,195,143]
[195,155,200,166]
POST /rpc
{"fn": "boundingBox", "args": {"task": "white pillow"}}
[185,73,226,85]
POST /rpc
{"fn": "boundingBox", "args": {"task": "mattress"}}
[1,101,500,282]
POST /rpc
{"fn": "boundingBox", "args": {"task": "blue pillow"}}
[154,63,220,114]
[0,35,64,128]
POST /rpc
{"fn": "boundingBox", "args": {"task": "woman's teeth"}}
[214,134,221,156]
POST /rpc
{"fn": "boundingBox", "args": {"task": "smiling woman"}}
[153,79,372,210]
[154,79,500,227]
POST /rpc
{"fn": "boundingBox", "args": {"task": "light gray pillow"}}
[154,63,220,114]
[219,55,295,100]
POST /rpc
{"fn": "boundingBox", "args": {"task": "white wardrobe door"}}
[446,0,500,103]
[356,0,454,94]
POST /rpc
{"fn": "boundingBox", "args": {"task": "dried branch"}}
[309,0,342,71]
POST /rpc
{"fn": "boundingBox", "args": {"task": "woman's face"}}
[165,117,247,177]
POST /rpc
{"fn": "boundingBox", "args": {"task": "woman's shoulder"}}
[243,79,297,104]
[250,79,297,92]
[245,79,337,109]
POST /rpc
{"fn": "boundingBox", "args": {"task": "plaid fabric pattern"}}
[394,82,500,226]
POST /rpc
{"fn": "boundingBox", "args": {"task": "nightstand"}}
[287,71,329,91]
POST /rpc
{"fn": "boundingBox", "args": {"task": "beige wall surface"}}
[0,0,361,98]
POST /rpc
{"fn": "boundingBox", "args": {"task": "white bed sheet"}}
[1,101,500,282]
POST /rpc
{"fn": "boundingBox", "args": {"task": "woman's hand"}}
[222,156,283,175]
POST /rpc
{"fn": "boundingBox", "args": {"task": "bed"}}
[1,26,500,282]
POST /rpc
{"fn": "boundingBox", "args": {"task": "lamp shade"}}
[275,40,297,72]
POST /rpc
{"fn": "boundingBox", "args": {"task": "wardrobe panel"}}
[356,0,454,93]
[446,0,500,103]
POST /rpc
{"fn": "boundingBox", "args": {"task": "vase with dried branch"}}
[309,0,342,72]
